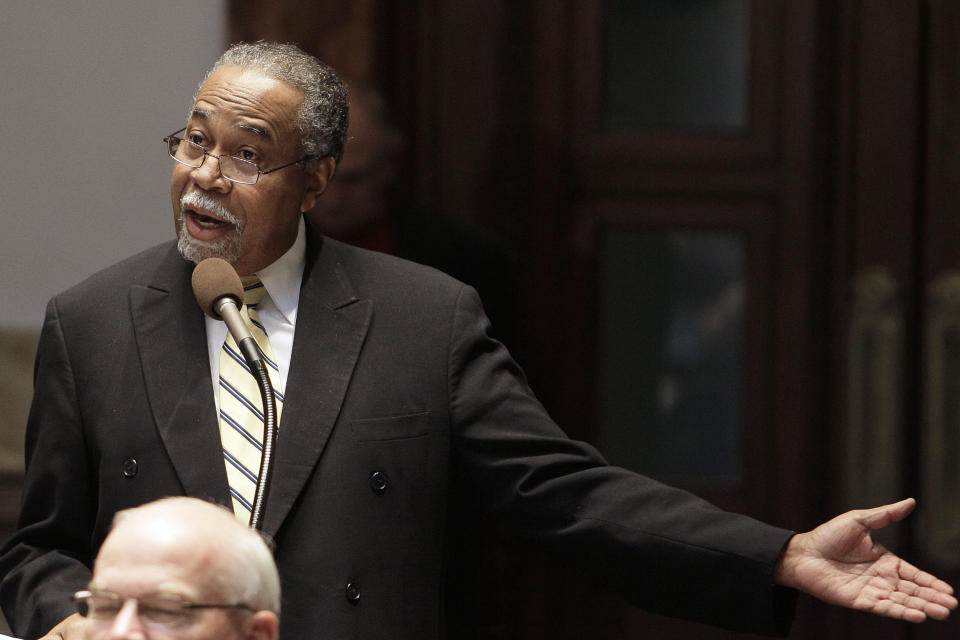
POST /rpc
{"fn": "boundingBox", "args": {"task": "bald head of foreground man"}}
[72,497,279,640]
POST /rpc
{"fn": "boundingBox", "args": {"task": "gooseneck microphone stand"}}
[194,257,278,531]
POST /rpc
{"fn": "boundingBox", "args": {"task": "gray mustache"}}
[180,191,240,225]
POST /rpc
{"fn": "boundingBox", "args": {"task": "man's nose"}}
[192,154,231,193]
[106,599,147,640]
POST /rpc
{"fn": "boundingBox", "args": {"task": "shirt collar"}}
[254,216,305,324]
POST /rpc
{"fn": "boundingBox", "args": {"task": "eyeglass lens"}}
[168,137,259,184]
[78,592,197,626]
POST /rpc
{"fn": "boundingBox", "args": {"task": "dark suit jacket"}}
[0,226,795,639]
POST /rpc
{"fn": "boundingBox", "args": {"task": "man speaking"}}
[0,42,956,639]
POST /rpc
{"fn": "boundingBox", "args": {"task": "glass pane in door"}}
[605,0,751,130]
[595,228,745,481]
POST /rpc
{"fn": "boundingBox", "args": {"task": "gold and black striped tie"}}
[218,276,284,521]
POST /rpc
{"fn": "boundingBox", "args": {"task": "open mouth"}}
[188,209,231,229]
[182,206,237,242]
[179,191,241,245]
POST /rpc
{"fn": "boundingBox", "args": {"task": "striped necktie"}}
[218,275,284,521]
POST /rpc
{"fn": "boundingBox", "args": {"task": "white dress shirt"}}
[204,217,305,412]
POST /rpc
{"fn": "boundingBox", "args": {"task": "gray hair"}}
[214,524,282,615]
[200,41,349,164]
[111,498,282,615]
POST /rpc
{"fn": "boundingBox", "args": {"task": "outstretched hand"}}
[774,498,957,622]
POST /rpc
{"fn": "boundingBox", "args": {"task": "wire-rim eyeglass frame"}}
[72,589,255,627]
[164,127,314,185]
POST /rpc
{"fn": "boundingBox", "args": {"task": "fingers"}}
[894,560,958,610]
[856,557,959,623]
[894,559,959,606]
[875,600,926,623]
[896,579,960,612]
[874,573,960,622]
[923,601,956,621]
[899,562,956,596]
[887,589,957,621]
[857,497,916,531]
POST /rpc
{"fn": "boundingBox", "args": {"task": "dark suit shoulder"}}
[319,236,469,303]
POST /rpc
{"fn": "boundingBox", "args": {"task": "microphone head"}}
[191,257,243,320]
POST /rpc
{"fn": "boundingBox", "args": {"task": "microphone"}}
[192,257,262,368]
[191,257,278,531]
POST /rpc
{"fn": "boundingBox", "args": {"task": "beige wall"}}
[1,3,227,330]
[0,3,227,634]
[0,5,226,454]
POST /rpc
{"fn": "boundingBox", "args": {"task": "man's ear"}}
[245,610,279,640]
[300,156,337,213]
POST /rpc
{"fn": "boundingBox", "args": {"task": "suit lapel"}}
[130,246,231,507]
[262,233,372,536]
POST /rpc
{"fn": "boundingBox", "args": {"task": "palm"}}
[782,498,957,622]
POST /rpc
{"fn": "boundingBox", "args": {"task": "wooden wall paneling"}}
[826,0,861,528]
[374,0,506,224]
[922,1,960,279]
[915,2,960,638]
[557,0,817,526]
[228,0,377,84]
[922,2,960,279]
[848,2,921,275]
[520,0,576,417]
[768,0,825,542]
[432,2,502,223]
[513,4,617,636]
[374,2,430,214]
[520,1,824,638]
[832,0,922,521]
[566,198,778,513]
[824,2,923,639]
[568,0,782,177]
[408,0,442,213]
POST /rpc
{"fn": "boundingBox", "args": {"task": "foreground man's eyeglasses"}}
[163,127,312,185]
[73,589,254,627]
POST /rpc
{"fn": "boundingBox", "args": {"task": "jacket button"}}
[369,471,388,494]
[345,582,361,604]
[122,459,138,478]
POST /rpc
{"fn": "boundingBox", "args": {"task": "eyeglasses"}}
[163,127,311,185]
[73,589,254,627]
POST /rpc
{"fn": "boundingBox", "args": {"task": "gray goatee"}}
[177,191,243,265]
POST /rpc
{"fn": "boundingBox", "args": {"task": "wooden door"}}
[513,1,829,638]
